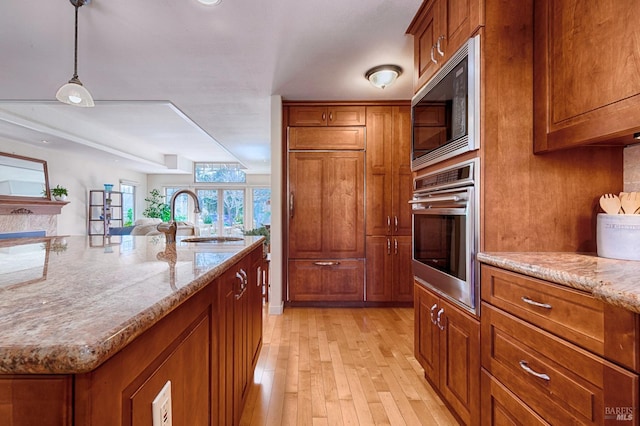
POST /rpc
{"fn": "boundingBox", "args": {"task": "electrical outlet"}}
[152,380,173,426]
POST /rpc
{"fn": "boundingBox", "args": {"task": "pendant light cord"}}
[73,3,79,80]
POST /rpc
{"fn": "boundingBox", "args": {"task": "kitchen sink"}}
[181,236,244,243]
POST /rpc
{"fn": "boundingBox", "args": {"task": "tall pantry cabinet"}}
[365,106,413,302]
[283,102,412,304]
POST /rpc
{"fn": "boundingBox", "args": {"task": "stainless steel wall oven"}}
[411,158,479,315]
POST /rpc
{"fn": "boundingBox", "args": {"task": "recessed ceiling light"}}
[198,0,222,5]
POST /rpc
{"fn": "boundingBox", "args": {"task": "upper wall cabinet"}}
[534,0,640,152]
[288,106,366,126]
[407,0,483,93]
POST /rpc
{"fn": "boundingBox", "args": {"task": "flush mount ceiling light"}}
[198,0,222,5]
[56,0,94,107]
[365,65,403,89]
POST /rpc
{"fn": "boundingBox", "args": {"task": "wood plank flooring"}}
[240,307,458,426]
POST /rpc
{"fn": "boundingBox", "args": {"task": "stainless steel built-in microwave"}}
[411,35,480,171]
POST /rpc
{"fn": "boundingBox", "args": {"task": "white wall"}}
[0,139,148,235]
[269,95,283,315]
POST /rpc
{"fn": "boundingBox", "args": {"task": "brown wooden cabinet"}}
[288,105,366,126]
[414,282,480,425]
[534,0,640,152]
[365,236,412,302]
[287,130,365,302]
[365,106,412,237]
[365,106,413,303]
[480,264,640,425]
[407,0,482,91]
[288,151,365,259]
[288,259,365,302]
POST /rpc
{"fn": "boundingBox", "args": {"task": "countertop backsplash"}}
[624,144,640,192]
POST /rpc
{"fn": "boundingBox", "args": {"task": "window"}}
[165,187,189,222]
[194,162,246,183]
[196,188,244,236]
[162,185,268,236]
[120,183,135,226]
[252,188,271,228]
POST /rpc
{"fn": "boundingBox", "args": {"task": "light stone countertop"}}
[477,252,640,314]
[0,235,264,375]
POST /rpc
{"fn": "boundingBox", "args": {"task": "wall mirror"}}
[0,152,50,201]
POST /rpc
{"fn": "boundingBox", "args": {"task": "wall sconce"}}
[365,65,403,89]
[56,0,94,107]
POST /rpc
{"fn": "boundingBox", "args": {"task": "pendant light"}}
[365,65,403,89]
[56,0,94,107]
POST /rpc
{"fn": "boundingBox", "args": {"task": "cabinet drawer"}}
[288,127,365,150]
[481,265,639,371]
[482,303,639,425]
[481,369,549,426]
[288,259,364,302]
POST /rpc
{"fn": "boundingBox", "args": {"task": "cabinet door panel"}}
[409,0,441,91]
[534,0,640,151]
[392,236,413,302]
[289,106,327,126]
[288,153,324,256]
[440,296,480,426]
[328,106,366,126]
[131,317,210,426]
[414,283,440,383]
[391,106,412,236]
[289,151,365,259]
[324,154,365,257]
[365,107,393,236]
[442,0,473,62]
[366,237,393,301]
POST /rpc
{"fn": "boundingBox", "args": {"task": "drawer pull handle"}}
[519,360,550,381]
[314,261,340,266]
[430,303,438,324]
[521,296,552,309]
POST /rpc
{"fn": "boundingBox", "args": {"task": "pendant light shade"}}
[56,0,94,107]
[56,77,94,107]
[365,65,403,89]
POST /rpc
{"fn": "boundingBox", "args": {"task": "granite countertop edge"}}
[477,252,640,314]
[0,239,263,375]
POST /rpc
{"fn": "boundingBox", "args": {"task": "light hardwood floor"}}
[240,307,458,426]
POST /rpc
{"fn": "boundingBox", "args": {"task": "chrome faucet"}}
[156,189,201,243]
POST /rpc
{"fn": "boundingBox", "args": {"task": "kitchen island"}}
[0,235,266,426]
[477,252,639,425]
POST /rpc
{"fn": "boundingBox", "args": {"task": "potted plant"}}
[51,185,68,201]
[143,189,171,222]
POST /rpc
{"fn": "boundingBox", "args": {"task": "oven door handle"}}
[411,207,468,215]
[409,194,466,204]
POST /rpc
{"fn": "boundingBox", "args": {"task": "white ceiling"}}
[0,0,421,174]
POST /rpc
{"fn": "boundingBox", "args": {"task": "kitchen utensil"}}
[621,191,640,214]
[599,194,621,214]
